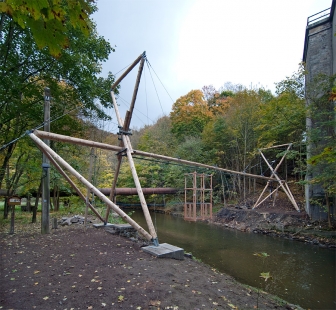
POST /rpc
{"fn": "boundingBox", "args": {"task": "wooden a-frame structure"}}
[252,144,300,211]
[28,52,300,247]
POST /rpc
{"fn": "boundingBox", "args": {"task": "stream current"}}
[131,210,336,310]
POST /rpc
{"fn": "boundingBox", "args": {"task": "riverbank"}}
[0,225,303,310]
[213,207,336,249]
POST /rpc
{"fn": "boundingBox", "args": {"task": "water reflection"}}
[132,211,336,310]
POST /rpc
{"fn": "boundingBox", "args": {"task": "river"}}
[131,210,336,310]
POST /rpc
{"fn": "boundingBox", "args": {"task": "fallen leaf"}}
[34,270,40,274]
[253,252,270,258]
[260,272,272,282]
[118,295,124,302]
[149,300,161,306]
[43,296,49,300]
[101,303,106,307]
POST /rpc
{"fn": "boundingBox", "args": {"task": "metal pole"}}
[41,87,51,234]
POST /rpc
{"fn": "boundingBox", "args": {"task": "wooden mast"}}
[106,54,146,222]
[110,91,158,244]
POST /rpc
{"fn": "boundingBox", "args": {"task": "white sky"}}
[93,0,332,131]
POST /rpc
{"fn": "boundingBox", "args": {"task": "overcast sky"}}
[92,0,332,131]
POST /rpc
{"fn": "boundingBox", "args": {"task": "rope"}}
[145,60,165,116]
[143,63,149,124]
[145,59,175,103]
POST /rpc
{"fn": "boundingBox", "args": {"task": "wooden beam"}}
[34,130,274,181]
[34,130,122,151]
[100,188,178,195]
[259,150,300,211]
[29,132,153,241]
[111,52,145,91]
[105,154,123,222]
[85,148,95,227]
[35,144,105,222]
[259,143,292,150]
[124,57,145,131]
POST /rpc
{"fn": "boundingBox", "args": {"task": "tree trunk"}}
[32,181,42,223]
[3,197,9,219]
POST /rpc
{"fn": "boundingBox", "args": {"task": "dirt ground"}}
[0,225,303,310]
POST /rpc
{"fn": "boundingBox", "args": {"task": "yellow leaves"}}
[260,272,272,282]
[118,295,124,302]
[33,270,40,274]
[43,296,49,300]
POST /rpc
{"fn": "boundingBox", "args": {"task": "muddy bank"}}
[0,226,303,310]
[214,207,336,248]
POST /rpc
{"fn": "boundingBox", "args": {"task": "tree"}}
[202,85,232,116]
[0,2,116,217]
[0,0,93,57]
[137,116,177,156]
[170,90,212,141]
[256,91,306,147]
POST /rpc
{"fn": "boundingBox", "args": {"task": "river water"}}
[131,210,335,310]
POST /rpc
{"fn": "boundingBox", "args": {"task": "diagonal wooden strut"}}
[28,132,153,241]
[35,143,105,222]
[253,144,300,212]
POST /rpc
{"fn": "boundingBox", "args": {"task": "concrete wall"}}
[303,1,335,220]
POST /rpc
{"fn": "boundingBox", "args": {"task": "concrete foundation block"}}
[142,243,184,260]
